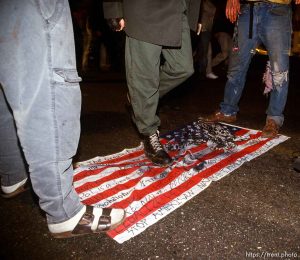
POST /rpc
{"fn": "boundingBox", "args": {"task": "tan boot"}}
[262,119,279,138]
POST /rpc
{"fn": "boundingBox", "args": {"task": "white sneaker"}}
[1,178,28,198]
[206,72,218,79]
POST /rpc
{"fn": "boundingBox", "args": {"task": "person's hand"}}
[118,19,125,31]
[197,23,202,35]
[106,18,125,31]
[226,0,240,23]
[295,0,300,4]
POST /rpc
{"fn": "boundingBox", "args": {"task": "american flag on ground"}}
[74,120,288,244]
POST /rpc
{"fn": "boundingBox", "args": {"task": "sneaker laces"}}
[149,132,163,153]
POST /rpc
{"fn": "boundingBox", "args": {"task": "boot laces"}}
[149,132,163,152]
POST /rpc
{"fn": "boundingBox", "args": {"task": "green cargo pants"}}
[125,13,194,136]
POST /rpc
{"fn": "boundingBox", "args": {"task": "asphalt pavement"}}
[1,55,299,260]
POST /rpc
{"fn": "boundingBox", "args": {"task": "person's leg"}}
[0,85,28,190]
[0,0,125,236]
[206,42,218,79]
[125,37,172,166]
[193,31,211,77]
[0,0,83,224]
[81,18,93,71]
[206,42,213,75]
[261,3,292,128]
[159,12,194,97]
[211,32,232,67]
[219,5,258,116]
[202,4,258,123]
[125,37,162,136]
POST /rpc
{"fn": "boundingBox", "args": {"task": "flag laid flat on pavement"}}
[74,120,289,244]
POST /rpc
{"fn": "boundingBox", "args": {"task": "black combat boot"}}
[143,131,172,166]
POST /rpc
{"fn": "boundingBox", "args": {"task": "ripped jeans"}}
[0,0,84,224]
[220,2,292,126]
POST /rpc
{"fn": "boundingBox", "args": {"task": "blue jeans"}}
[220,2,292,127]
[0,0,84,224]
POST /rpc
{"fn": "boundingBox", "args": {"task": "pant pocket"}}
[269,4,290,16]
[240,4,250,16]
[53,68,82,160]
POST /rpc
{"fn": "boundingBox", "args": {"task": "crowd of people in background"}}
[69,0,125,72]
